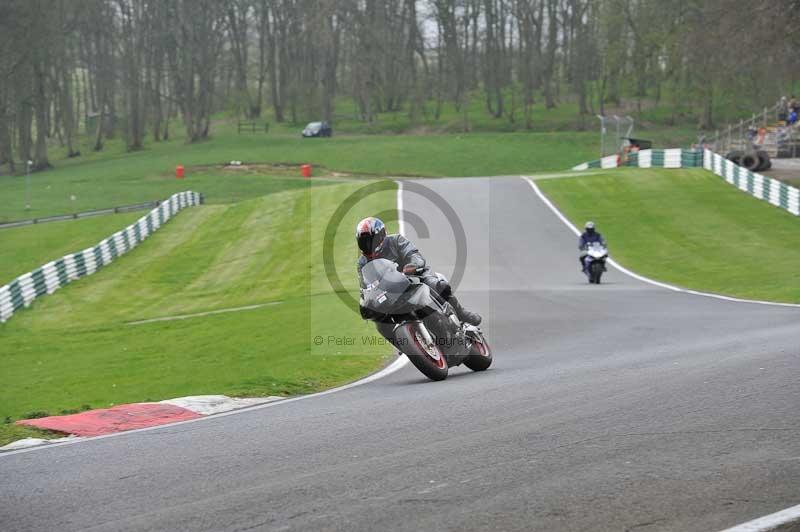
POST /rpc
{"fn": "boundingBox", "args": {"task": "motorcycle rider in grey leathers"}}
[356,216,482,327]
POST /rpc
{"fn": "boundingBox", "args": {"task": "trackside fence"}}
[1,200,172,229]
[703,150,800,215]
[571,149,799,216]
[0,191,204,324]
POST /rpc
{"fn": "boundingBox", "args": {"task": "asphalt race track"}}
[2,177,799,532]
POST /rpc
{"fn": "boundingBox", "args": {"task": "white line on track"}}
[126,302,283,325]
[526,170,604,180]
[397,180,407,236]
[0,182,411,458]
[522,176,800,309]
[524,175,800,531]
[716,503,800,532]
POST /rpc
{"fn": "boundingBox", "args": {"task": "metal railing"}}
[700,100,799,158]
[0,200,169,230]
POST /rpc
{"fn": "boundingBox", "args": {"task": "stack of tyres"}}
[725,150,771,172]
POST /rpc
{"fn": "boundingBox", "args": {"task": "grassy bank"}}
[0,181,395,445]
[0,129,603,221]
[0,212,145,285]
[537,168,800,303]
[0,176,330,284]
[0,97,704,222]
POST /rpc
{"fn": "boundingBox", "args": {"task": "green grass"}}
[0,173,336,285]
[0,212,146,285]
[259,90,704,137]
[295,91,594,135]
[0,93,704,222]
[0,127,602,221]
[0,152,336,222]
[0,424,63,447]
[538,168,800,302]
[0,181,396,444]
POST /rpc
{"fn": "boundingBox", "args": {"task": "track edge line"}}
[522,176,800,309]
[716,503,800,532]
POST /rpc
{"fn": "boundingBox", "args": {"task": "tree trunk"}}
[32,60,50,170]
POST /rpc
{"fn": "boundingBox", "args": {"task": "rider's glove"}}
[402,264,420,275]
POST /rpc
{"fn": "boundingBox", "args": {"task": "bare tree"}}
[167,0,227,142]
[2,0,799,177]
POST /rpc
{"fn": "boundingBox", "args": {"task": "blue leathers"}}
[579,230,606,249]
[578,229,606,272]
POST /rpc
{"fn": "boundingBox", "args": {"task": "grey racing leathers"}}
[357,234,479,326]
[358,234,443,295]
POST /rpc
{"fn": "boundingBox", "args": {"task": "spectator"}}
[789,109,798,126]
[790,95,799,113]
[757,127,767,145]
[778,96,789,122]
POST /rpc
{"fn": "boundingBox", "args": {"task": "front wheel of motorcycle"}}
[590,261,604,284]
[464,331,493,372]
[395,322,449,381]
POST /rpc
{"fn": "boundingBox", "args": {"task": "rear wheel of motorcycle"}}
[396,323,448,381]
[464,333,493,372]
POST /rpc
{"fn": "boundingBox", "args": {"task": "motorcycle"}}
[582,242,608,284]
[359,258,492,381]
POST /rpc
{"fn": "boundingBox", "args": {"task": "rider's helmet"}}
[585,221,596,234]
[356,217,386,258]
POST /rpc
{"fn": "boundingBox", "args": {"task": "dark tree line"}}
[1,0,799,174]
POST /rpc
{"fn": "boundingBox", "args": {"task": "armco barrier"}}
[0,200,171,229]
[571,149,799,216]
[0,191,203,324]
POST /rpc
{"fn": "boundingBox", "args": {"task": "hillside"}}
[1,182,395,432]
[538,167,800,302]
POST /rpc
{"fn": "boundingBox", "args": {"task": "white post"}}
[596,115,605,158]
[25,160,32,211]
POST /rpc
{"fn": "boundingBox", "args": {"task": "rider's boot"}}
[448,294,482,326]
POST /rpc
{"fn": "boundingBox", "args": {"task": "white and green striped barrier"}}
[0,191,203,324]
[703,149,799,215]
[572,149,704,171]
[571,149,798,216]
